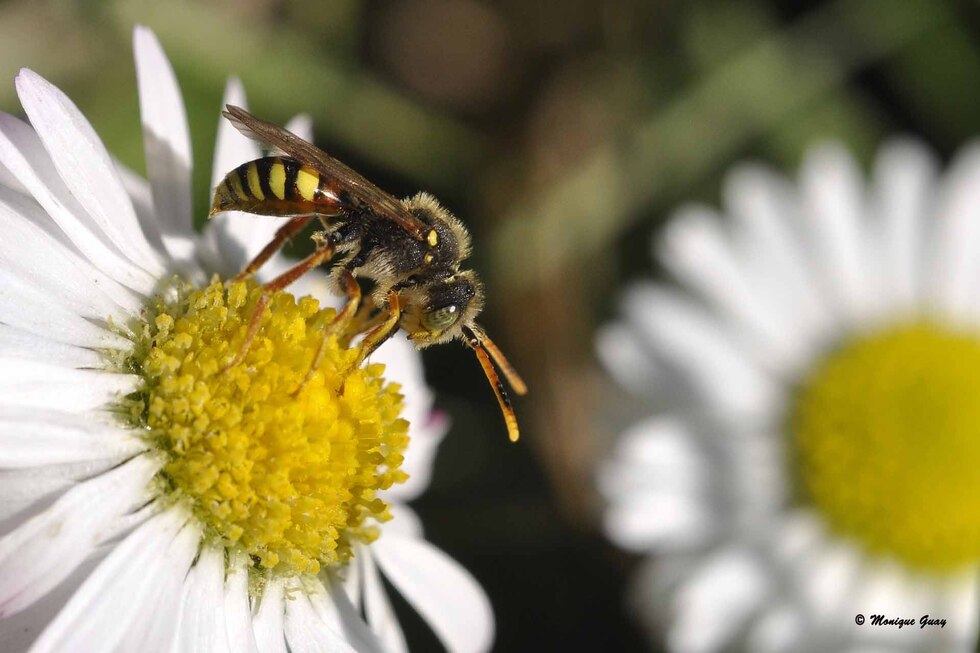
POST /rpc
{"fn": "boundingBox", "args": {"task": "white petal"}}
[283,580,357,653]
[206,79,273,274]
[723,164,834,350]
[172,545,232,653]
[937,571,979,649]
[595,322,664,397]
[252,577,287,653]
[725,427,787,524]
[133,26,193,243]
[0,268,131,350]
[341,552,362,609]
[224,550,259,653]
[286,114,314,142]
[0,409,145,467]
[360,550,408,653]
[373,534,494,653]
[312,577,385,653]
[850,562,938,649]
[0,546,107,653]
[0,359,138,412]
[667,547,770,653]
[304,579,343,631]
[120,519,202,653]
[383,503,424,539]
[370,332,436,437]
[366,332,447,500]
[29,508,192,652]
[659,205,801,372]
[769,510,824,566]
[16,70,168,276]
[0,457,126,526]
[383,407,447,498]
[0,152,28,195]
[115,157,166,250]
[926,143,980,322]
[870,139,937,314]
[0,324,103,367]
[0,454,160,618]
[210,78,260,190]
[0,185,140,321]
[798,144,876,324]
[790,531,862,623]
[102,498,163,546]
[603,493,713,552]
[623,286,779,419]
[597,417,707,500]
[744,604,805,653]
[599,420,716,550]
[0,112,158,294]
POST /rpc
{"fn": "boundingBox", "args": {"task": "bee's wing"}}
[222,105,430,242]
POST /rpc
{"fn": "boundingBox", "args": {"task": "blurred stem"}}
[491,0,948,289]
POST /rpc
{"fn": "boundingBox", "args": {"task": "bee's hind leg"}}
[222,240,336,372]
[233,214,314,281]
[293,269,361,395]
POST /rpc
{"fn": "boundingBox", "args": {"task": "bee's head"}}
[395,269,526,442]
[398,270,483,347]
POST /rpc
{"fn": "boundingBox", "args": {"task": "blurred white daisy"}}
[0,26,492,653]
[599,141,980,652]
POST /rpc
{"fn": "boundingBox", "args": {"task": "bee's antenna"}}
[462,326,521,442]
[469,325,527,395]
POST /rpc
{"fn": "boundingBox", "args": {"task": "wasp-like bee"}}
[210,106,526,441]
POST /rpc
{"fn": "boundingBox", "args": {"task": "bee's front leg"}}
[343,291,401,381]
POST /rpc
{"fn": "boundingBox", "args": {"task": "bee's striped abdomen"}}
[209,157,341,219]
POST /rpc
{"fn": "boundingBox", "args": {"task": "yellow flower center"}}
[791,322,980,571]
[127,278,409,576]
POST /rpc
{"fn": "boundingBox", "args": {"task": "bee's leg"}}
[340,292,382,345]
[233,214,314,281]
[345,301,388,342]
[345,292,401,377]
[222,240,336,371]
[293,269,361,395]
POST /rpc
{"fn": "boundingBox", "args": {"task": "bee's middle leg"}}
[233,214,314,281]
[222,240,336,372]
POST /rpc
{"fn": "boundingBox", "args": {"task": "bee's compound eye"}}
[422,305,459,332]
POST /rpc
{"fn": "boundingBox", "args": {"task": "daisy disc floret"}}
[129,278,409,576]
[791,321,980,570]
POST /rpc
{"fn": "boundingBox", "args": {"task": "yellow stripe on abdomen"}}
[229,172,248,201]
[269,161,286,200]
[246,162,265,200]
[295,167,320,202]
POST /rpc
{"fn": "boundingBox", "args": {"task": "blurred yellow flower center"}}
[131,279,409,576]
[792,322,980,571]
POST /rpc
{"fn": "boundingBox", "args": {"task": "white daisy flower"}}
[598,141,980,652]
[0,25,492,653]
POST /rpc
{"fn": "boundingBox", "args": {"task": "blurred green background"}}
[5,0,980,649]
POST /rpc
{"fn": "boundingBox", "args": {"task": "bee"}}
[210,106,526,441]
